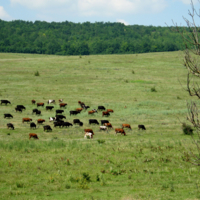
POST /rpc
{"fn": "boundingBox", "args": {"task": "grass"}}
[0,51,199,199]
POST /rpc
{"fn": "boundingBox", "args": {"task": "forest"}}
[0,20,185,55]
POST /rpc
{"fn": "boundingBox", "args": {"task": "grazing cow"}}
[37,119,45,124]
[32,108,39,114]
[107,109,114,113]
[46,106,54,111]
[29,133,39,139]
[35,110,41,115]
[122,124,132,129]
[76,108,83,112]
[49,117,56,122]
[15,107,22,112]
[83,105,90,110]
[79,121,83,126]
[88,109,98,115]
[43,125,52,132]
[99,126,107,131]
[101,120,109,125]
[7,123,14,130]
[22,118,32,123]
[47,99,55,104]
[73,119,81,124]
[89,119,99,125]
[56,115,66,120]
[102,111,110,117]
[60,103,67,108]
[104,123,113,129]
[84,129,94,135]
[54,121,63,128]
[84,132,93,139]
[59,99,63,103]
[70,110,80,116]
[1,100,11,105]
[32,100,36,104]
[138,125,146,130]
[17,105,26,110]
[98,106,106,110]
[4,113,13,118]
[37,103,44,107]
[115,128,126,136]
[30,122,37,129]
[56,109,64,114]
[62,122,73,128]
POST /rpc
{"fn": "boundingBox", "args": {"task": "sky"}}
[0,0,199,26]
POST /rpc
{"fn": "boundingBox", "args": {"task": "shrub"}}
[97,139,105,144]
[34,71,40,76]
[151,86,157,92]
[182,123,193,135]
[132,70,135,74]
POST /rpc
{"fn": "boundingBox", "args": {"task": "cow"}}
[30,122,37,129]
[104,123,113,129]
[79,121,83,126]
[84,129,94,135]
[56,109,64,114]
[59,99,63,103]
[102,111,110,117]
[29,133,39,139]
[4,114,13,118]
[54,121,63,128]
[83,105,90,110]
[55,115,66,120]
[22,118,32,123]
[43,125,52,132]
[89,119,99,125]
[37,103,44,107]
[47,100,55,104]
[88,109,98,115]
[70,111,80,116]
[62,122,73,128]
[122,124,132,129]
[60,103,67,108]
[49,117,56,122]
[32,108,38,114]
[84,132,93,139]
[99,126,107,131]
[73,119,81,124]
[115,128,126,136]
[78,101,84,106]
[138,125,146,130]
[32,100,36,104]
[37,119,45,124]
[1,100,11,105]
[107,109,114,113]
[46,106,54,111]
[101,120,109,125]
[16,105,26,110]
[76,108,83,112]
[35,110,41,115]
[15,107,22,112]
[7,123,14,130]
[98,106,106,110]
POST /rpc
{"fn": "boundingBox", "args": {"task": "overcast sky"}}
[0,0,199,26]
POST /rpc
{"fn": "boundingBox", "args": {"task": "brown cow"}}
[107,109,114,113]
[22,118,32,123]
[104,123,113,129]
[76,108,83,112]
[60,103,67,108]
[29,133,39,139]
[37,119,45,124]
[32,100,36,104]
[102,111,110,117]
[88,109,98,115]
[37,103,44,107]
[59,99,63,103]
[122,124,132,129]
[84,129,94,135]
[115,128,126,136]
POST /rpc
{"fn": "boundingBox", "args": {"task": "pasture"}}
[0,52,199,200]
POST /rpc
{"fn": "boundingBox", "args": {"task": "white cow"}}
[49,117,56,122]
[84,132,93,139]
[47,100,55,104]
[99,126,107,131]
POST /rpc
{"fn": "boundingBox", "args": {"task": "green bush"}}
[182,123,193,135]
[34,71,40,76]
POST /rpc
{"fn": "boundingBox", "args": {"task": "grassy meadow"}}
[0,51,200,200]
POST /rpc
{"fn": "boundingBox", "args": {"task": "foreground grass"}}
[0,52,199,199]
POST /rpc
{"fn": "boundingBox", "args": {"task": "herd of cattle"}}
[1,99,146,140]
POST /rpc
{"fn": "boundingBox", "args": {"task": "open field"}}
[0,52,200,200]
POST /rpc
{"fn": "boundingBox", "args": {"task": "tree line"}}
[0,20,185,55]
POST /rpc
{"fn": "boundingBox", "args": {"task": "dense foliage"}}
[0,20,184,55]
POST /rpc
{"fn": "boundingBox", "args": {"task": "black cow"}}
[56,109,64,114]
[73,119,81,124]
[1,100,11,105]
[4,114,13,118]
[15,107,22,112]
[17,105,26,110]
[32,108,39,114]
[56,115,66,120]
[62,122,73,128]
[79,121,83,126]
[101,120,109,125]
[30,122,37,129]
[70,111,80,116]
[89,119,99,125]
[46,106,54,111]
[43,125,52,132]
[98,106,106,110]
[54,121,63,128]
[35,110,41,115]
[7,123,14,129]
[82,105,90,110]
[138,125,146,130]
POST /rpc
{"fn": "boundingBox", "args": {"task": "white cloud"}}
[0,6,12,20]
[117,19,129,25]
